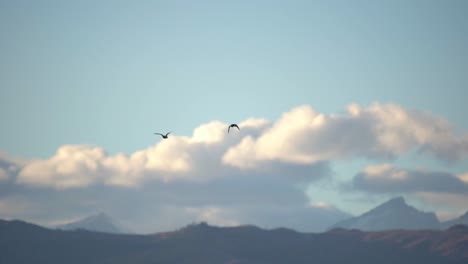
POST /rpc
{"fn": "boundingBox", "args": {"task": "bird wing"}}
[228,126,231,133]
[154,133,163,136]
[165,132,172,136]
[234,124,240,130]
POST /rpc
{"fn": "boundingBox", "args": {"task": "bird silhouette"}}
[228,124,240,133]
[154,132,171,139]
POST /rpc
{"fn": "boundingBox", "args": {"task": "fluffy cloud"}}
[352,164,468,194]
[17,145,107,188]
[1,102,464,192]
[14,120,260,188]
[223,103,468,168]
[11,103,468,189]
[15,115,329,189]
[3,102,468,232]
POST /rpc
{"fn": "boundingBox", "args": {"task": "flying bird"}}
[154,132,171,139]
[228,124,240,133]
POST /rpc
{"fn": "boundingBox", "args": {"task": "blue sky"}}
[1,0,467,232]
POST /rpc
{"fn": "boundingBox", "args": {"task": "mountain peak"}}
[56,213,129,234]
[330,197,440,231]
[387,196,406,204]
[378,196,407,208]
[366,197,412,214]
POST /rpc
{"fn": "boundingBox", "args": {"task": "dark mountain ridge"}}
[1,219,467,264]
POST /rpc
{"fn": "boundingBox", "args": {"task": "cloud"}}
[17,145,107,189]
[15,117,325,189]
[459,173,468,184]
[413,192,468,221]
[0,168,8,181]
[11,103,468,189]
[15,121,239,188]
[351,164,468,194]
[1,170,347,233]
[223,103,468,168]
[3,115,335,232]
[415,192,468,209]
[0,152,25,183]
[2,102,468,232]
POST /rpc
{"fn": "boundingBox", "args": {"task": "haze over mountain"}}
[330,197,440,231]
[443,211,468,229]
[56,213,130,234]
[1,219,466,264]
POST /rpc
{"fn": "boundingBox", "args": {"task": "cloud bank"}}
[10,102,468,189]
[224,103,468,168]
[352,164,468,194]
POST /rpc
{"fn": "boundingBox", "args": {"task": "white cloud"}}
[239,118,270,129]
[17,145,107,189]
[189,121,227,144]
[8,102,468,190]
[223,103,468,168]
[14,119,277,189]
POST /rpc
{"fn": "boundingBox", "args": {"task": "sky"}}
[0,0,467,233]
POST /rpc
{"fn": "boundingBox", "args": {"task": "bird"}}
[154,132,171,139]
[228,124,240,133]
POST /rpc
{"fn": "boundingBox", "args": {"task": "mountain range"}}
[1,219,467,264]
[330,197,468,231]
[51,197,468,234]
